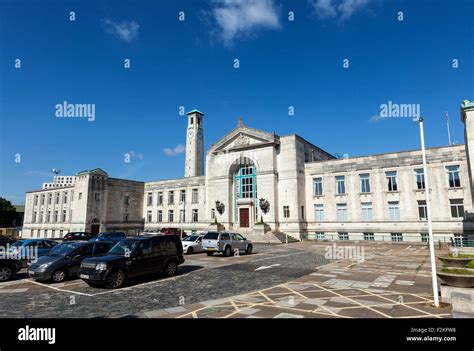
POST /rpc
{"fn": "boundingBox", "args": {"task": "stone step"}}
[272,231,300,244]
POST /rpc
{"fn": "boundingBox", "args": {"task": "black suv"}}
[0,258,22,282]
[78,235,184,288]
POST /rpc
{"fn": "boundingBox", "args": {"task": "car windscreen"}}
[182,236,198,242]
[203,233,219,240]
[109,240,141,255]
[10,241,23,247]
[49,243,78,257]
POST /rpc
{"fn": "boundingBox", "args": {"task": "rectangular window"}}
[418,200,427,220]
[180,189,186,203]
[47,210,51,223]
[338,232,349,241]
[123,214,129,222]
[62,209,66,222]
[313,177,323,196]
[179,209,185,222]
[169,191,174,205]
[391,233,403,242]
[415,169,425,190]
[48,193,52,205]
[169,210,174,222]
[192,189,198,203]
[33,211,37,223]
[211,209,215,219]
[40,211,44,223]
[336,203,348,221]
[54,210,58,222]
[386,171,398,191]
[78,193,82,200]
[450,199,464,218]
[283,206,290,218]
[95,193,100,201]
[147,192,153,206]
[147,210,152,222]
[301,206,305,219]
[41,194,45,205]
[192,209,198,222]
[158,192,163,205]
[315,232,325,240]
[361,202,373,221]
[157,210,163,223]
[360,173,371,193]
[124,196,130,205]
[314,204,324,222]
[363,232,374,241]
[63,192,68,204]
[420,233,429,243]
[447,165,461,188]
[336,176,346,194]
[388,201,400,221]
[55,193,60,204]
[34,195,38,205]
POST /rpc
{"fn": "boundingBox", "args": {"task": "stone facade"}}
[21,103,474,243]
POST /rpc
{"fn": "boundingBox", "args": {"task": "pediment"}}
[209,125,279,154]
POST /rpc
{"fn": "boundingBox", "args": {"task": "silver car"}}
[201,231,253,257]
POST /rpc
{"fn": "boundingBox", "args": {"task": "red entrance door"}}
[239,208,249,228]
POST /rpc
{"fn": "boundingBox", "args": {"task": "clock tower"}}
[185,109,204,177]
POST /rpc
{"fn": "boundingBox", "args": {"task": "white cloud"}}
[209,0,280,45]
[310,0,371,21]
[126,151,144,160]
[163,144,186,156]
[102,19,139,42]
[24,170,52,178]
[369,114,383,123]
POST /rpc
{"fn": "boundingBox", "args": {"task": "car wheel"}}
[246,245,253,255]
[164,261,178,277]
[0,266,13,282]
[105,269,126,289]
[187,247,194,254]
[206,252,214,256]
[51,269,67,283]
[223,246,232,257]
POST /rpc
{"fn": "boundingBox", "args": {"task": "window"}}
[147,211,152,222]
[211,209,215,219]
[415,169,425,190]
[54,210,58,222]
[301,206,305,219]
[364,232,374,241]
[336,203,348,221]
[450,199,464,218]
[78,193,82,200]
[391,233,403,242]
[158,192,163,205]
[62,210,67,222]
[420,233,429,243]
[360,173,371,193]
[64,192,68,204]
[388,201,400,221]
[192,209,198,222]
[418,200,427,220]
[447,165,461,188]
[95,193,100,201]
[180,189,186,203]
[283,206,290,218]
[168,210,174,222]
[315,232,325,240]
[48,193,52,205]
[313,177,323,196]
[41,194,45,205]
[336,176,346,194]
[361,202,373,221]
[55,193,60,204]
[123,214,129,222]
[338,232,349,241]
[386,171,398,191]
[40,210,44,223]
[314,204,324,222]
[147,192,153,206]
[169,191,174,205]
[33,211,37,223]
[34,195,38,205]
[192,189,198,203]
[179,209,185,222]
[47,210,51,223]
[157,210,163,223]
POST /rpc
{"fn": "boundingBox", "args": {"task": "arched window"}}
[234,162,258,221]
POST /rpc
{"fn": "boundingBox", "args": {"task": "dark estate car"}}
[89,232,126,244]
[63,232,96,241]
[0,258,22,282]
[28,241,114,283]
[79,235,184,289]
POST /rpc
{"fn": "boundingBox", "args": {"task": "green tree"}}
[0,197,19,227]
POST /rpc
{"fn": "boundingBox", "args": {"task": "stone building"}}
[22,101,474,243]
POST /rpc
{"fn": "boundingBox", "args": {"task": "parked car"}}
[28,241,114,283]
[8,239,59,266]
[181,235,204,254]
[0,258,22,282]
[79,234,184,289]
[63,232,96,241]
[0,235,16,249]
[201,231,253,257]
[160,228,185,236]
[89,232,126,244]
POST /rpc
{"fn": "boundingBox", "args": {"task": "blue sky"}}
[1,0,473,204]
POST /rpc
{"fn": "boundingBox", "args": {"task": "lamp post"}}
[418,116,440,307]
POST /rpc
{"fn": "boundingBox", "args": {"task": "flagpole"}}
[446,111,452,146]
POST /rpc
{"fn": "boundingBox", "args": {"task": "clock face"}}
[188,129,194,138]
